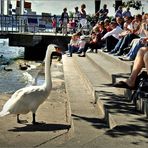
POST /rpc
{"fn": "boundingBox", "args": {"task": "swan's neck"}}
[44,49,52,90]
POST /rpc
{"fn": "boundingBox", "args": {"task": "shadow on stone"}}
[72,114,107,129]
[105,124,148,138]
[8,122,71,132]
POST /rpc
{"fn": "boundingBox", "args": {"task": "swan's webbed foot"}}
[32,121,40,125]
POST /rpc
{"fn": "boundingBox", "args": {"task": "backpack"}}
[131,71,148,113]
[135,71,148,90]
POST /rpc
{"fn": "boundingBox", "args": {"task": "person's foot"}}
[103,49,109,52]
[114,52,123,56]
[87,49,93,53]
[77,51,82,54]
[78,54,85,57]
[109,50,116,54]
[67,55,72,57]
[113,80,135,90]
[118,56,133,61]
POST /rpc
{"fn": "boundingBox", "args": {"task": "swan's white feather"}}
[0,85,50,116]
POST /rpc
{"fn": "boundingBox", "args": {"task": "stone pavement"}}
[61,54,148,148]
[0,55,148,148]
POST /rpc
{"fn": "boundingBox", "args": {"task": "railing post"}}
[19,0,24,32]
[0,0,4,15]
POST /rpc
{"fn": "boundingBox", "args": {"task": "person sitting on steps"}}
[78,21,107,57]
[114,46,148,89]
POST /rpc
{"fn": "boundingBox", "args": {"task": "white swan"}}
[0,44,62,124]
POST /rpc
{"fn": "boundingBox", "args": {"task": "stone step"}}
[72,54,147,130]
[86,52,133,84]
[73,54,130,97]
[97,50,133,72]
[73,54,110,93]
[62,54,107,146]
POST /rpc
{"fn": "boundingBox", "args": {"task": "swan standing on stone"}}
[0,44,62,124]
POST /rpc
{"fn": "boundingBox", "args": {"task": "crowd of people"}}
[64,4,148,90]
[58,4,87,35]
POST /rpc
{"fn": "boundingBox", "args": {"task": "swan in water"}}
[0,44,62,124]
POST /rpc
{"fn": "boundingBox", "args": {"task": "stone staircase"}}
[71,51,148,129]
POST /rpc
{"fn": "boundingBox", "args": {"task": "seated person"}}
[91,20,107,51]
[78,26,105,57]
[77,35,86,54]
[114,46,148,89]
[101,21,123,52]
[116,17,124,29]
[67,33,80,57]
[104,18,112,32]
[111,14,142,56]
[119,14,148,60]
[109,16,133,54]
[120,37,147,61]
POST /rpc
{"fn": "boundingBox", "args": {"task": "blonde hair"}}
[92,26,99,33]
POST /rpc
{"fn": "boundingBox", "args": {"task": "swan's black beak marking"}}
[55,47,62,54]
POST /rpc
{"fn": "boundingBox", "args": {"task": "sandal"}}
[113,81,135,90]
[78,54,85,57]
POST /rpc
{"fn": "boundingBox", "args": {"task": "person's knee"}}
[141,46,148,52]
[138,47,147,56]
[144,51,148,64]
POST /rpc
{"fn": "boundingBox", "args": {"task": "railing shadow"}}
[72,114,107,129]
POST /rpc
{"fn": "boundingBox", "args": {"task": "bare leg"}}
[144,50,148,74]
[126,47,148,87]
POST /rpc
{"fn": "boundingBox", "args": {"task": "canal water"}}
[0,38,43,94]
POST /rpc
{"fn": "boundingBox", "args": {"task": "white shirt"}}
[79,40,86,48]
[127,23,133,30]
[102,26,123,40]
[74,11,81,21]
[70,39,79,46]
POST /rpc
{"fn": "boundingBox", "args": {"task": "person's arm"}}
[61,13,64,22]
[101,28,117,40]
[124,22,133,33]
[67,12,69,22]
[119,23,130,37]
[104,9,109,16]
[132,21,141,34]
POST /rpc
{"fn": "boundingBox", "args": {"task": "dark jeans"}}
[106,36,119,52]
[83,42,101,54]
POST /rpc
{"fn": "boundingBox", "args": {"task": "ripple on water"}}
[0,69,28,93]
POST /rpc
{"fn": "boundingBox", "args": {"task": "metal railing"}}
[0,14,92,35]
